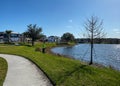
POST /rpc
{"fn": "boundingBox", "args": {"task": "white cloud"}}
[116,31,120,34]
[113,28,119,31]
[113,28,120,34]
[65,20,73,29]
[68,19,73,23]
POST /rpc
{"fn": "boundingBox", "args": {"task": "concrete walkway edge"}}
[0,54,53,86]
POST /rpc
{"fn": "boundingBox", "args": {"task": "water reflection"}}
[51,44,120,70]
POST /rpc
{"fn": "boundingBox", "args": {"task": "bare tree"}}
[84,16,106,65]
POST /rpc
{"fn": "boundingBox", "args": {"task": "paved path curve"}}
[0,54,53,86]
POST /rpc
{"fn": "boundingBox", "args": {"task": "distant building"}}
[0,32,21,43]
[10,32,21,42]
[0,32,5,43]
[47,36,61,43]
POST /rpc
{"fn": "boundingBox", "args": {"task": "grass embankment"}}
[0,57,7,86]
[0,43,120,86]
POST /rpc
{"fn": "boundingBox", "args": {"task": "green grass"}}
[0,57,8,86]
[0,43,120,86]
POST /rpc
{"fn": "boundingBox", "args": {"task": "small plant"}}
[35,47,41,52]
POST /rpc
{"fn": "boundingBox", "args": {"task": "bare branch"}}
[84,16,105,39]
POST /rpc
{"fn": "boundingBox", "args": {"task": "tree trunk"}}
[8,35,10,43]
[89,40,93,65]
[32,38,34,46]
[89,26,94,65]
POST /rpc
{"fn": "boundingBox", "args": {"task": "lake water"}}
[51,44,120,70]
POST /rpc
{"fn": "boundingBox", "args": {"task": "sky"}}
[0,0,120,38]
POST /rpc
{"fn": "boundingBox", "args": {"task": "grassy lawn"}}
[0,43,120,86]
[0,57,8,86]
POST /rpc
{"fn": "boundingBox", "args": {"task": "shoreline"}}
[48,44,120,71]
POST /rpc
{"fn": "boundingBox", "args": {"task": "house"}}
[10,32,21,42]
[47,36,61,43]
[0,32,21,43]
[0,32,7,43]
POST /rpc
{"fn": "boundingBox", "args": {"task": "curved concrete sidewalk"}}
[0,54,53,86]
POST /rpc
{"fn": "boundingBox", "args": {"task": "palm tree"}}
[26,24,42,46]
[5,30,12,43]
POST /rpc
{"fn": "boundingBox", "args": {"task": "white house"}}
[47,36,61,43]
[10,32,21,42]
[0,32,21,43]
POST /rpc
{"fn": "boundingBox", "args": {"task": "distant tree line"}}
[75,38,120,44]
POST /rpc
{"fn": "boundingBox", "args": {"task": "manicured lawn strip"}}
[0,43,120,86]
[0,57,8,86]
